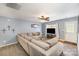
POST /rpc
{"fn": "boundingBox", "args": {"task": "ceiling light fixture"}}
[38,16,49,21]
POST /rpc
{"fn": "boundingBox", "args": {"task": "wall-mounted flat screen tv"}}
[47,28,55,34]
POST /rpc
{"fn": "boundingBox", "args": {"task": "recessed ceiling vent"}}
[6,3,21,10]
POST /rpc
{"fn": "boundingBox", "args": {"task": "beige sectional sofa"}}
[16,33,63,56]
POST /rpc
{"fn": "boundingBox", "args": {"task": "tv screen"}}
[47,28,55,34]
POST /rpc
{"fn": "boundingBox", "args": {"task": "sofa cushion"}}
[32,32,40,36]
[26,33,32,36]
[31,39,50,50]
[45,37,58,46]
[24,35,33,41]
[21,34,25,38]
[32,36,42,40]
[18,33,26,38]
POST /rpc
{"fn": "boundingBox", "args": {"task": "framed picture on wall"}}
[31,24,39,28]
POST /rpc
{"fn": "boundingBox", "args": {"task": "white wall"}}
[0,16,42,46]
[77,16,79,56]
[16,20,41,33]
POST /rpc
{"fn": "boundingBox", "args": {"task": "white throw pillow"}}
[45,37,58,46]
[31,39,50,50]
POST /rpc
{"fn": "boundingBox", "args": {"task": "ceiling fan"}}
[38,16,49,21]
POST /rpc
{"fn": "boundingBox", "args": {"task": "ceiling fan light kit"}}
[39,16,49,21]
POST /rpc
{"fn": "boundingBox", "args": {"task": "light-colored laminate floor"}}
[0,43,28,56]
[0,42,77,56]
[63,43,77,56]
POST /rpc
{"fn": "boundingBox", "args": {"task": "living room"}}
[0,3,78,56]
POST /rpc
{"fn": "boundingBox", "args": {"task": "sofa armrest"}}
[45,42,63,56]
[28,41,47,55]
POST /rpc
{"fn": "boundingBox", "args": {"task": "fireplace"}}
[47,28,56,38]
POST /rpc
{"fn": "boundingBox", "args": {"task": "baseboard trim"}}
[58,40,77,45]
[0,42,18,48]
[58,40,64,43]
[64,41,77,45]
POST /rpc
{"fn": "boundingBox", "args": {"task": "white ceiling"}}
[0,3,79,22]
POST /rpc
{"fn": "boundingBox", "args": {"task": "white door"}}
[65,21,77,43]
